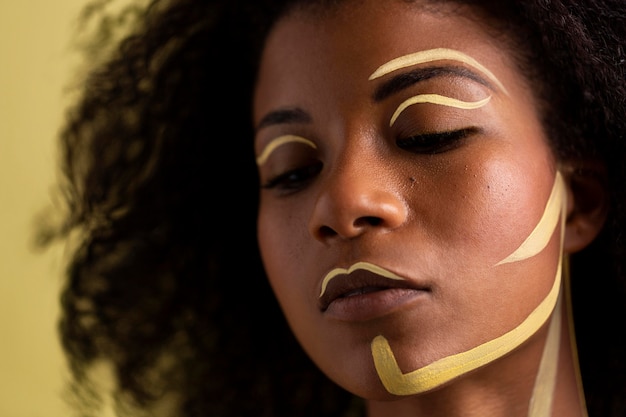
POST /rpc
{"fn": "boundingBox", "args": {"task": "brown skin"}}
[254,1,605,416]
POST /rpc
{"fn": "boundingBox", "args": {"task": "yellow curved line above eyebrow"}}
[369,48,508,95]
[390,94,491,126]
[256,135,317,166]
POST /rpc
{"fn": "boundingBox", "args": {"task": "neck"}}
[365,300,586,417]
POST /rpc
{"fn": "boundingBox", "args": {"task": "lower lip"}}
[323,288,428,322]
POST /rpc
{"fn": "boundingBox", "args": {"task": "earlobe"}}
[561,161,609,253]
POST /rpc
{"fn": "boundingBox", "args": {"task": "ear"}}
[561,160,609,253]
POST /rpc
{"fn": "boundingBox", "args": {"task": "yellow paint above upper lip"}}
[319,261,406,298]
[369,47,508,95]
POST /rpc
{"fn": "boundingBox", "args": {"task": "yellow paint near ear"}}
[527,277,562,415]
[371,172,567,409]
[496,172,565,265]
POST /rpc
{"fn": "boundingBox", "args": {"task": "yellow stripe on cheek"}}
[256,135,317,166]
[370,172,567,397]
[495,172,566,265]
[389,94,491,126]
[370,260,562,396]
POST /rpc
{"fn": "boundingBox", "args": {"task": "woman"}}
[43,0,626,416]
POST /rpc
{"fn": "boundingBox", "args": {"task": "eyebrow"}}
[369,48,508,93]
[256,49,505,130]
[373,66,495,102]
[256,107,312,132]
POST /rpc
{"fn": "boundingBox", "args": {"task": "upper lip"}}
[318,268,429,312]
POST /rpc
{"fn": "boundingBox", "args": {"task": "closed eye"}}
[396,127,478,154]
[261,161,323,193]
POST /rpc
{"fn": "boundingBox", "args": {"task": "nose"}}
[308,156,408,242]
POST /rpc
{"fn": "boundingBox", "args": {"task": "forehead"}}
[253,0,519,121]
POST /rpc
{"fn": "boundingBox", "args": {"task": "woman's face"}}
[254,0,561,399]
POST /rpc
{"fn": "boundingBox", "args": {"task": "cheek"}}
[403,152,561,352]
[257,205,310,309]
[258,208,293,288]
[436,145,559,317]
[430,148,556,269]
[473,166,540,262]
[257,206,326,356]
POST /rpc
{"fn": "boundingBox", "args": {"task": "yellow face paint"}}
[495,174,564,265]
[319,261,405,298]
[369,48,508,95]
[256,134,317,166]
[371,172,566,397]
[389,94,491,126]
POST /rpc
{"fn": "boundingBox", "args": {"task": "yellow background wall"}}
[1,1,89,416]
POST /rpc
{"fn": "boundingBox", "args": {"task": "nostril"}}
[316,216,384,240]
[309,189,407,241]
[318,225,338,239]
[355,216,383,227]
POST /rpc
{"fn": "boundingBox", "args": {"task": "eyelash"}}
[262,161,323,192]
[396,127,477,154]
[261,127,476,192]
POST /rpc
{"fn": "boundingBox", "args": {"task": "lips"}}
[318,269,430,320]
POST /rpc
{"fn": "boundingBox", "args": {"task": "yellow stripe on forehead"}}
[256,135,317,166]
[369,48,508,95]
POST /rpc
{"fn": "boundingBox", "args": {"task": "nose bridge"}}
[332,136,379,192]
[308,132,407,241]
